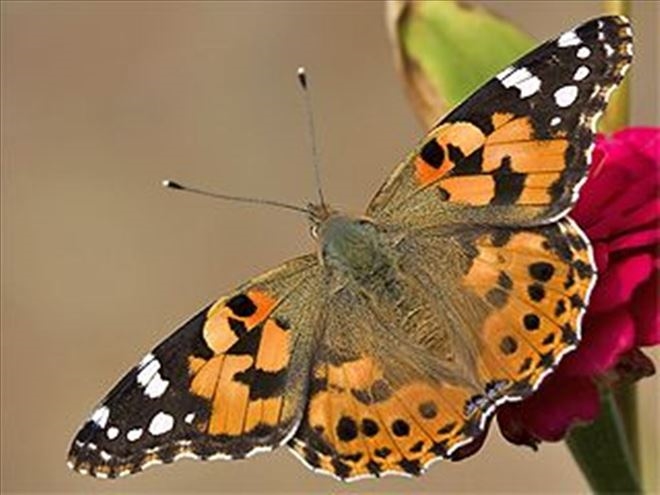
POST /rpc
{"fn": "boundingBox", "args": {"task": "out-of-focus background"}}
[1,1,658,493]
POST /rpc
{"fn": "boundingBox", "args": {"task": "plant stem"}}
[614,383,639,470]
[566,390,641,494]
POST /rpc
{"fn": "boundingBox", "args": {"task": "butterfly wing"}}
[289,277,484,480]
[287,218,594,481]
[68,254,324,479]
[367,15,632,227]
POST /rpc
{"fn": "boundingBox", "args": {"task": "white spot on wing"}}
[184,412,195,424]
[137,359,160,387]
[554,85,579,108]
[604,43,615,57]
[174,451,199,461]
[557,30,581,47]
[141,458,163,470]
[99,450,112,462]
[573,66,590,81]
[144,372,169,399]
[550,116,561,126]
[207,452,232,461]
[148,411,175,436]
[139,352,155,369]
[516,75,541,98]
[91,406,110,428]
[106,426,119,440]
[577,46,591,59]
[127,427,143,442]
[499,67,541,98]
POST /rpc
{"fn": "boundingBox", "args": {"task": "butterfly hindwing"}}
[288,216,595,481]
[454,218,596,401]
[368,15,632,227]
[68,254,323,479]
[289,285,484,480]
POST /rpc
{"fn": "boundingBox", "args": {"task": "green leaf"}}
[386,0,535,127]
[566,389,642,494]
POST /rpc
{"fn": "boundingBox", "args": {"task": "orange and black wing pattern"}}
[289,350,486,481]
[287,219,595,482]
[368,16,632,227]
[67,255,322,479]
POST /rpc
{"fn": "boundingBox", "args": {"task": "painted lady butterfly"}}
[68,16,633,481]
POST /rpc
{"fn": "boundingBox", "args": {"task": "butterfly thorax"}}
[317,213,400,295]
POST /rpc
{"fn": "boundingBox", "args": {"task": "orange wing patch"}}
[187,290,292,437]
[256,320,291,372]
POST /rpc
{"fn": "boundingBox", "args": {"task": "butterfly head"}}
[306,201,334,238]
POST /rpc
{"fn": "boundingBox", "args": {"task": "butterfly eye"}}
[356,218,378,232]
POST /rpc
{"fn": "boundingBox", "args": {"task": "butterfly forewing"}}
[368,16,632,228]
[68,254,323,478]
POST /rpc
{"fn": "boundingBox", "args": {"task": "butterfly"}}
[68,15,632,481]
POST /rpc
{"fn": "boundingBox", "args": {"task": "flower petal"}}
[631,270,660,346]
[588,253,654,313]
[497,375,600,443]
[614,128,660,164]
[609,227,660,252]
[562,309,635,376]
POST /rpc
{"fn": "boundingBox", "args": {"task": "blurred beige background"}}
[1,1,658,493]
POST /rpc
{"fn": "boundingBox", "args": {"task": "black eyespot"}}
[391,419,410,437]
[420,139,445,168]
[524,313,541,331]
[361,418,379,437]
[529,262,555,282]
[226,294,257,317]
[336,416,358,442]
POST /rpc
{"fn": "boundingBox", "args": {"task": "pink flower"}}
[497,127,660,447]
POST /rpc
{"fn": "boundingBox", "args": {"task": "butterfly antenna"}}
[297,66,326,208]
[162,180,311,215]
